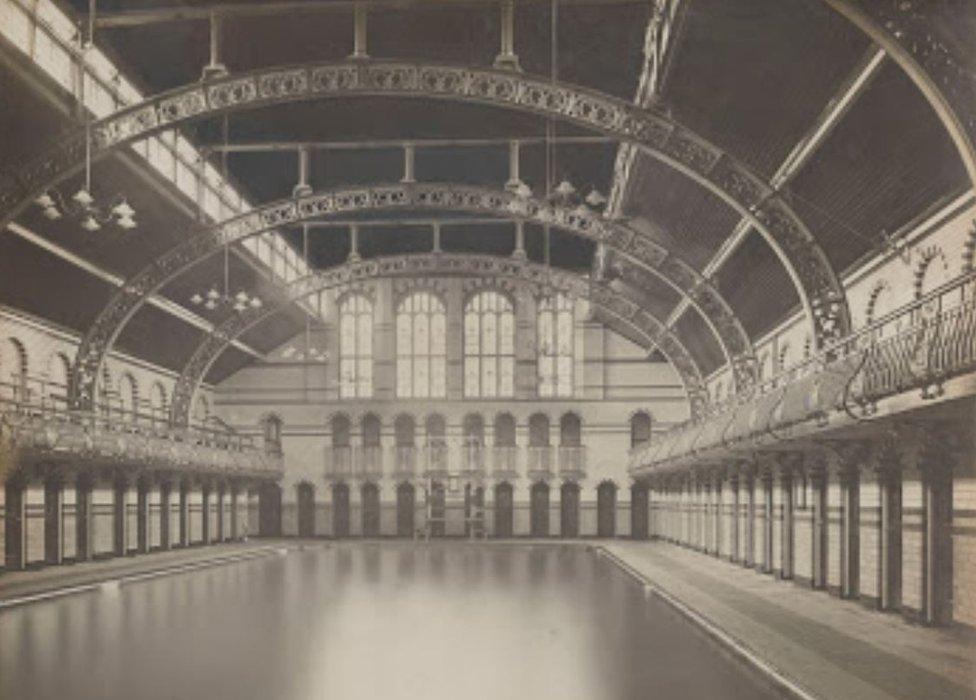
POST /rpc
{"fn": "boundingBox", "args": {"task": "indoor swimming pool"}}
[0,543,785,700]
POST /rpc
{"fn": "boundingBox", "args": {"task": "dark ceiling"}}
[1,0,971,386]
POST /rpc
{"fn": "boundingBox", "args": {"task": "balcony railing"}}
[326,445,353,477]
[630,271,976,473]
[492,445,519,475]
[423,443,449,475]
[0,380,280,477]
[558,445,587,477]
[356,445,384,477]
[392,445,417,476]
[461,443,486,474]
[527,446,553,478]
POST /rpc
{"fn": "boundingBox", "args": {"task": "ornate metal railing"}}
[461,443,486,475]
[527,446,554,478]
[558,446,587,478]
[630,272,976,473]
[492,445,519,475]
[392,445,417,476]
[422,443,449,476]
[325,445,353,477]
[355,445,384,477]
[0,380,280,477]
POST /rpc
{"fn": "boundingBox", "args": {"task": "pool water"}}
[0,543,785,700]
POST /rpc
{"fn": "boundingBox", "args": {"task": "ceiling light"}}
[35,193,55,208]
[235,290,249,303]
[72,188,95,208]
[554,180,576,198]
[585,189,606,207]
[250,297,263,308]
[207,288,221,300]
[42,206,62,220]
[204,299,218,310]
[80,215,101,232]
[111,199,135,218]
[116,215,137,230]
[190,293,204,305]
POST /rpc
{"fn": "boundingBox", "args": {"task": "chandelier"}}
[188,245,262,313]
[34,190,137,231]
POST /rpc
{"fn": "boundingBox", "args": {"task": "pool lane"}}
[0,543,787,700]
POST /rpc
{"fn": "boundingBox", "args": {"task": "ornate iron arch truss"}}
[68,182,753,414]
[0,59,849,350]
[169,253,708,425]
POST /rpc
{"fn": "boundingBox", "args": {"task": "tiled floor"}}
[602,540,976,700]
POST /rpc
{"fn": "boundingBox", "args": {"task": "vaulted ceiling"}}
[0,0,971,387]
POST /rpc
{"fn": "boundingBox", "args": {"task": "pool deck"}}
[600,540,976,700]
[1,538,974,700]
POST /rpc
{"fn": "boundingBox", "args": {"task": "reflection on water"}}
[0,543,781,700]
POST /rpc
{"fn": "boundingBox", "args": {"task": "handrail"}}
[631,271,976,470]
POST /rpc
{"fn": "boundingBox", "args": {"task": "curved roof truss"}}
[0,59,849,352]
[169,253,707,424]
[67,182,754,414]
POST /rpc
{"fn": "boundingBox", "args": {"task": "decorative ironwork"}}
[0,59,846,348]
[70,182,743,414]
[824,0,976,187]
[629,270,976,474]
[169,253,708,425]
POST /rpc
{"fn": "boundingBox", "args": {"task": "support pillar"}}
[159,481,171,550]
[494,0,521,71]
[43,472,64,565]
[75,474,94,562]
[4,477,27,570]
[729,473,740,562]
[879,465,902,611]
[216,484,226,542]
[179,481,190,547]
[778,465,793,580]
[202,483,212,545]
[811,465,827,589]
[762,470,774,573]
[113,476,129,557]
[840,465,860,598]
[136,477,150,554]
[351,3,368,58]
[743,469,756,568]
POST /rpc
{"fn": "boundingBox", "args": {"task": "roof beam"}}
[665,45,887,328]
[203,135,613,154]
[606,0,687,219]
[92,0,645,29]
[5,222,266,362]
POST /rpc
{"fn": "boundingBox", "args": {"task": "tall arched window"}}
[630,411,652,449]
[396,292,446,398]
[464,290,515,398]
[119,373,139,420]
[538,293,574,397]
[339,294,373,398]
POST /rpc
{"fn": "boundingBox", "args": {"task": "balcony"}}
[629,271,976,475]
[526,446,553,480]
[391,446,417,477]
[356,445,384,479]
[461,443,486,476]
[492,445,519,476]
[422,443,449,478]
[326,446,353,478]
[0,380,281,478]
[558,446,587,479]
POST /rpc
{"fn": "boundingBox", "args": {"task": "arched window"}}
[396,292,446,398]
[630,411,652,448]
[339,294,373,398]
[119,373,139,420]
[464,290,515,398]
[463,413,485,447]
[494,413,516,447]
[1,338,28,397]
[528,413,550,447]
[149,381,168,419]
[538,293,574,397]
[395,414,416,447]
[331,414,351,447]
[262,414,283,455]
[559,412,581,446]
[361,413,381,448]
[425,414,446,447]
[194,395,210,424]
[47,352,71,407]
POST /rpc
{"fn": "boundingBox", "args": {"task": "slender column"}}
[216,484,226,542]
[351,4,368,58]
[230,484,240,540]
[713,473,723,558]
[432,222,442,254]
[136,477,150,554]
[729,473,740,562]
[113,476,129,557]
[512,221,526,259]
[201,12,229,80]
[75,473,94,562]
[811,465,827,589]
[201,483,212,545]
[879,463,902,611]
[159,481,171,550]
[43,472,64,565]
[4,476,27,570]
[743,468,756,568]
[505,140,522,191]
[762,470,774,573]
[494,0,521,71]
[778,464,793,579]
[179,481,190,547]
[293,147,312,197]
[348,224,361,262]
[401,144,416,183]
[922,459,952,625]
